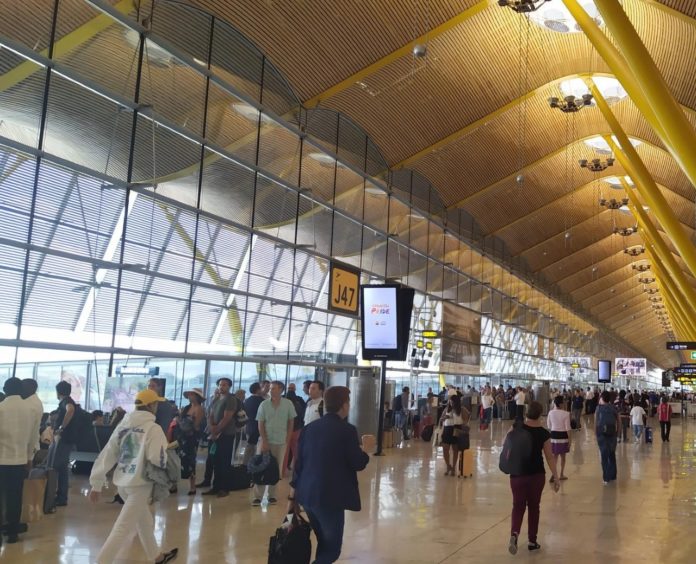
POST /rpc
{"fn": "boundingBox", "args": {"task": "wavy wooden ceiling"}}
[191,0,696,368]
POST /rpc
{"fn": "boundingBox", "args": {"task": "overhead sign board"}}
[692,351,696,360]
[329,261,360,315]
[666,341,696,350]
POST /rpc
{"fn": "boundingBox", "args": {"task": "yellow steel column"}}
[594,0,696,188]
[563,0,696,192]
[562,0,666,140]
[620,179,696,316]
[650,266,693,339]
[645,246,695,339]
[589,82,696,280]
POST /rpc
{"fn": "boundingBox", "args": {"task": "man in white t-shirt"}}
[514,387,526,421]
[481,387,494,425]
[630,404,647,443]
[304,381,325,426]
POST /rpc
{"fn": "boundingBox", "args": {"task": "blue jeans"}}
[483,407,492,424]
[597,434,617,482]
[305,506,345,564]
[49,439,74,504]
[633,424,644,440]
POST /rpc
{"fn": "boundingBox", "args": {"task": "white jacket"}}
[90,410,168,491]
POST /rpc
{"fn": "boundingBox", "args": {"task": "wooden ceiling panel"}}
[537,232,641,281]
[657,0,696,18]
[194,0,482,101]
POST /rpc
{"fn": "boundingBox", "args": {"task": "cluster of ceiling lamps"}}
[599,197,629,210]
[549,93,593,113]
[624,245,646,257]
[499,0,601,34]
[579,157,614,172]
[613,225,637,236]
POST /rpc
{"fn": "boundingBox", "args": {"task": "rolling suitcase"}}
[421,425,434,442]
[644,426,653,444]
[459,448,474,478]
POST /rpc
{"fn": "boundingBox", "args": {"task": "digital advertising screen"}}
[360,285,414,361]
[598,360,612,383]
[362,285,399,351]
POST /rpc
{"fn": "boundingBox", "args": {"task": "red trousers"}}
[510,473,545,542]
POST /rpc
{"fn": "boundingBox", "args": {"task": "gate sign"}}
[329,261,360,315]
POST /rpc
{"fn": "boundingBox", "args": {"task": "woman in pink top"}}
[547,396,571,482]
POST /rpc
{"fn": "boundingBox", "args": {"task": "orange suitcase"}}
[459,448,474,478]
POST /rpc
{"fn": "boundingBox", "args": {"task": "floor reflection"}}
[3,416,696,562]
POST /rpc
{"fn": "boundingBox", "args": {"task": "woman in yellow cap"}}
[88,389,178,564]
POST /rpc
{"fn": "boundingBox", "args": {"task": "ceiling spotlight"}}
[549,94,593,113]
[579,157,614,172]
[624,245,645,257]
[564,231,571,239]
[638,276,656,284]
[600,197,629,210]
[613,225,638,236]
[632,263,651,272]
[516,174,524,185]
[498,0,549,13]
[644,288,659,295]
[649,296,662,303]
[412,44,428,58]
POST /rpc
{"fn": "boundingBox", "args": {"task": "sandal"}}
[155,548,178,564]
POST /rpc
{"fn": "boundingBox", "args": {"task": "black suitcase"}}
[421,425,434,442]
[230,464,252,490]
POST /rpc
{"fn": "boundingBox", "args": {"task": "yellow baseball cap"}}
[135,389,165,406]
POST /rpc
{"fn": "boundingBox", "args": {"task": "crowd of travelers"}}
[0,373,684,561]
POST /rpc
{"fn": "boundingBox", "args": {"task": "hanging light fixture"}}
[579,157,614,172]
[498,0,549,14]
[549,94,593,113]
[624,245,645,257]
[613,225,638,236]
[599,197,629,209]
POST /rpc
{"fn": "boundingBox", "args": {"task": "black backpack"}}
[499,425,533,475]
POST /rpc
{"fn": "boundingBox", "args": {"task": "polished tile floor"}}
[4,414,694,563]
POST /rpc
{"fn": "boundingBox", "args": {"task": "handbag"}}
[268,512,312,564]
[457,425,470,450]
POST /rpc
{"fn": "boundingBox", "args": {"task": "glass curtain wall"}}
[0,1,654,411]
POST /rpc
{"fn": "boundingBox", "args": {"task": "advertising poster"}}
[440,302,481,374]
[615,357,647,376]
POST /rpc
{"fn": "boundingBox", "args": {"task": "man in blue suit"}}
[288,386,370,564]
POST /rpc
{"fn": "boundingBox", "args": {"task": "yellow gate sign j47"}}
[329,262,360,315]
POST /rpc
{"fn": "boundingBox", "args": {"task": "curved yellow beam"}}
[595,0,696,190]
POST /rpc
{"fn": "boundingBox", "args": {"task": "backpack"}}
[499,425,533,475]
[596,406,617,436]
[393,394,403,412]
[235,398,249,429]
[61,404,92,443]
